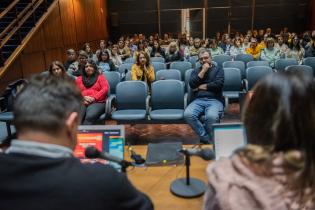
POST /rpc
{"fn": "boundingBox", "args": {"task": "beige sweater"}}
[203,147,314,210]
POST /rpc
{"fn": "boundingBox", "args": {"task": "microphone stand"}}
[170,152,206,198]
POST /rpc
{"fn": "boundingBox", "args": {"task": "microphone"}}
[85,146,132,167]
[128,146,145,165]
[179,147,215,161]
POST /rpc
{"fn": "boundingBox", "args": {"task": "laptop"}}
[74,125,125,170]
[212,123,247,160]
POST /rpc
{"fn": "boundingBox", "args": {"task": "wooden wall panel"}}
[0,0,109,92]
[20,52,46,77]
[59,0,78,46]
[73,0,88,44]
[43,5,64,49]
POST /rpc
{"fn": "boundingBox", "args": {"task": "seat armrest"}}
[184,93,188,109]
[242,79,248,92]
[106,95,116,115]
[224,96,229,112]
[0,97,5,112]
[146,95,151,114]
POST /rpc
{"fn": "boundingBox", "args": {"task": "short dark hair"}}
[13,75,83,135]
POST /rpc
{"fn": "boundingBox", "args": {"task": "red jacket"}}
[76,74,109,103]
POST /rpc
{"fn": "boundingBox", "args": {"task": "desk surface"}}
[124,145,212,210]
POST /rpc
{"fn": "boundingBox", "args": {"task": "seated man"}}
[184,50,224,144]
[0,75,153,210]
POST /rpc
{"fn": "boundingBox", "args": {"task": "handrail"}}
[0,0,58,78]
[0,0,19,19]
[0,0,37,40]
[0,0,44,49]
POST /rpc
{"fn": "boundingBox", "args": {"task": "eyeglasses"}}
[200,56,210,60]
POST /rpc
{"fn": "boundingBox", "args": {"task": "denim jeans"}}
[184,98,223,142]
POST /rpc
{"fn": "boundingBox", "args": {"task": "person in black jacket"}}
[184,49,224,144]
[0,75,153,210]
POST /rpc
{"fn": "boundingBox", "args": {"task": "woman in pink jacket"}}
[203,70,315,210]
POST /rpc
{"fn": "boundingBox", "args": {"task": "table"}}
[124,145,212,210]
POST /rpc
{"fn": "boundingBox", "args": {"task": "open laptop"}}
[74,125,125,170]
[212,123,247,160]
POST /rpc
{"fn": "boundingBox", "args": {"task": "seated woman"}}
[209,39,224,57]
[97,50,116,73]
[131,51,155,88]
[246,38,262,60]
[260,38,280,68]
[150,40,165,58]
[230,38,245,58]
[203,71,315,210]
[165,41,184,64]
[110,45,123,68]
[133,41,150,60]
[48,61,67,78]
[76,59,109,125]
[286,36,305,64]
[82,43,96,61]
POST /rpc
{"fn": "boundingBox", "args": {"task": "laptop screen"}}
[74,125,125,169]
[212,123,246,160]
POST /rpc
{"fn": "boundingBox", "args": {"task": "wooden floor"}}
[107,103,241,145]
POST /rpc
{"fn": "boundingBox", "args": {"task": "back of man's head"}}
[13,75,83,136]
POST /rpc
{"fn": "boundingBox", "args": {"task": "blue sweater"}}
[189,63,224,103]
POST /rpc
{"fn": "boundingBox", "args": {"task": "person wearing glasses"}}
[184,49,224,144]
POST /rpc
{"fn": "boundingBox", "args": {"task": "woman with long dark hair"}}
[203,71,315,210]
[286,35,305,64]
[76,59,109,124]
[48,61,67,78]
[150,40,165,58]
[97,50,116,72]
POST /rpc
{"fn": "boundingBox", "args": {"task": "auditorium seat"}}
[124,57,135,63]
[212,55,232,70]
[275,58,298,72]
[244,66,273,91]
[125,71,131,81]
[156,69,181,80]
[149,80,185,121]
[103,71,121,95]
[111,81,148,121]
[303,57,315,72]
[170,61,192,80]
[118,63,133,74]
[189,56,198,68]
[285,65,314,77]
[223,68,244,109]
[151,57,165,63]
[235,54,254,67]
[152,62,166,73]
[223,61,246,79]
[247,60,269,68]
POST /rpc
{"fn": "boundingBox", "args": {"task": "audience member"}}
[286,35,305,64]
[209,39,224,57]
[184,50,224,144]
[76,59,109,125]
[64,49,76,71]
[203,71,315,210]
[246,38,262,59]
[68,50,88,77]
[95,40,108,58]
[189,38,203,56]
[118,40,131,61]
[48,61,68,78]
[305,40,315,57]
[110,45,123,68]
[275,35,289,58]
[82,43,96,61]
[131,51,155,88]
[165,41,184,63]
[134,41,150,59]
[150,40,165,58]
[97,51,116,72]
[0,75,153,210]
[219,34,232,55]
[260,38,280,68]
[230,38,245,58]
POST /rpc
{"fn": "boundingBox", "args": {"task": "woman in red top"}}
[76,59,109,124]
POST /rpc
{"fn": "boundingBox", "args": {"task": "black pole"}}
[185,154,190,185]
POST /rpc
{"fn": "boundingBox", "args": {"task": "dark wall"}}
[107,0,309,40]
